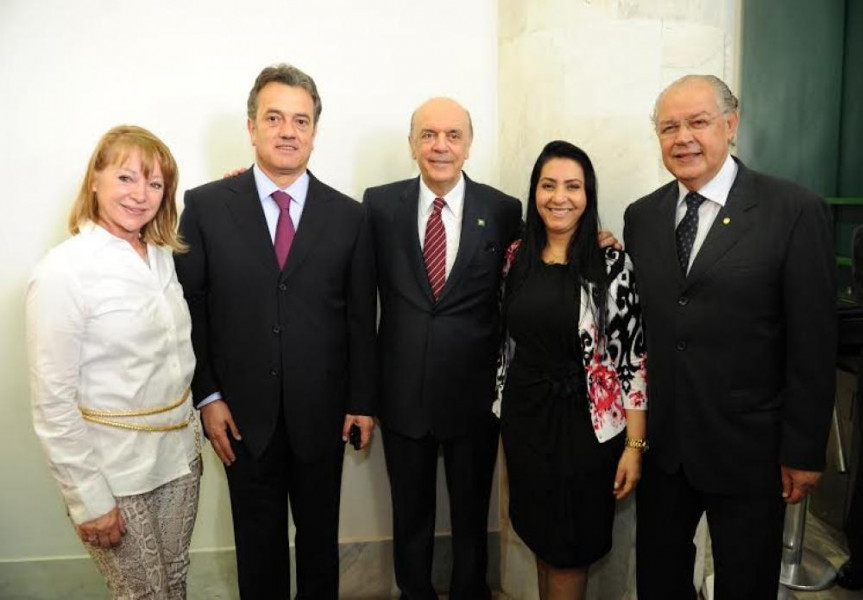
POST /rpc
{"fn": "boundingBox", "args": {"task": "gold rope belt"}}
[80,388,191,432]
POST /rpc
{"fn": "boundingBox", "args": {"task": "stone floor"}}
[445,513,863,600]
[702,513,860,600]
[2,514,859,599]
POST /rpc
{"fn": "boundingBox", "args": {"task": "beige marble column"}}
[496,1,740,598]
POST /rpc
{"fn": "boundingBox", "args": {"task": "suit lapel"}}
[653,183,685,286]
[224,169,280,274]
[281,172,330,281]
[685,162,757,287]
[438,177,483,302]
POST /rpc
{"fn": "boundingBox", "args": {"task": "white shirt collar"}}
[81,220,149,252]
[81,220,119,244]
[676,153,738,208]
[253,164,310,207]
[419,173,466,218]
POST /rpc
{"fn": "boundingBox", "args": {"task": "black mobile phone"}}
[349,424,362,450]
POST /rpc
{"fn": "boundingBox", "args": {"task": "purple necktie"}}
[423,197,447,300]
[272,190,295,270]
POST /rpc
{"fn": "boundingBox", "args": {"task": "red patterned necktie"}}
[423,197,447,300]
[272,190,295,270]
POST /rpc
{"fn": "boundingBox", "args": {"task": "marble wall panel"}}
[614,0,728,28]
[499,0,619,44]
[499,31,664,234]
[660,22,727,85]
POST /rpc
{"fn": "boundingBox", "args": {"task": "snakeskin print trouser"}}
[86,457,202,600]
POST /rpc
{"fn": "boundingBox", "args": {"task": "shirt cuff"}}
[196,391,222,410]
[65,476,117,525]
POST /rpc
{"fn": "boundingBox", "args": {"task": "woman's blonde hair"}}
[68,125,186,252]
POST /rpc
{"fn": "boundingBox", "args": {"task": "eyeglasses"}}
[656,113,725,138]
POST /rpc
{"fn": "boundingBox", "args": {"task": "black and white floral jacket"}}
[494,240,648,442]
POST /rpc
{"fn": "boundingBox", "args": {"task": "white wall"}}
[0,0,500,560]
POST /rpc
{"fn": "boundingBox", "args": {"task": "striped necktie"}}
[423,197,447,299]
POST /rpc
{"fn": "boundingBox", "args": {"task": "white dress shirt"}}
[253,163,310,240]
[675,153,738,273]
[26,222,198,524]
[417,173,465,278]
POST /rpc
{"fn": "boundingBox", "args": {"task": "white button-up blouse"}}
[26,222,198,524]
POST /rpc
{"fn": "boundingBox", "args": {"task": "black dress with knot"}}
[501,262,623,568]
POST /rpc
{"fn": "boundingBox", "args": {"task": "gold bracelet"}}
[625,437,649,452]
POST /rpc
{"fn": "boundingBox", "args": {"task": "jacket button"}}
[270,368,278,376]
[678,296,689,306]
[279,283,287,291]
[272,325,281,334]
[676,341,687,351]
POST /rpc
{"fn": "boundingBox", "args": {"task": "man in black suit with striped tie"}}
[363,97,522,600]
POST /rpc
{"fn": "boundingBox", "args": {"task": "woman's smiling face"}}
[535,157,586,238]
[92,149,165,242]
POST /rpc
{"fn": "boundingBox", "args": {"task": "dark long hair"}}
[505,140,609,335]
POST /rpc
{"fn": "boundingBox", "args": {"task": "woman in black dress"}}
[498,141,647,599]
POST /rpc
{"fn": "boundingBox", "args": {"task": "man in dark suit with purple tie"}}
[175,63,376,600]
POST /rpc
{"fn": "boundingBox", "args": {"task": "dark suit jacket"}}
[623,158,837,495]
[175,169,376,461]
[363,175,522,440]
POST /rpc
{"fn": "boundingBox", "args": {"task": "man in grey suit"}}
[363,98,522,600]
[624,75,836,599]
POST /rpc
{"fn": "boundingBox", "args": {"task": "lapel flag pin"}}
[477,218,486,227]
[722,217,731,225]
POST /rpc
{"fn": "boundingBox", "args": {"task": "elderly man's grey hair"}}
[652,74,739,125]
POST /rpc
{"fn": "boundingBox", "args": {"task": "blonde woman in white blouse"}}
[26,125,200,600]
